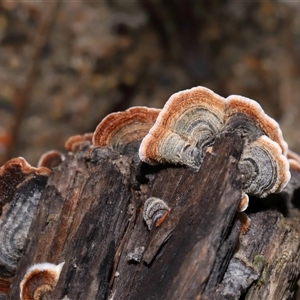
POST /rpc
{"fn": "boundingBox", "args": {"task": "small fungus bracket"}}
[0,157,50,215]
[92,106,160,156]
[37,150,65,169]
[0,168,49,278]
[20,262,65,300]
[64,133,93,153]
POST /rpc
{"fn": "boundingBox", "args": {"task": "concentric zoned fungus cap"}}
[225,95,288,155]
[20,262,65,300]
[238,135,290,198]
[139,86,226,170]
[93,106,160,154]
[0,158,50,277]
[143,197,170,230]
[0,157,50,212]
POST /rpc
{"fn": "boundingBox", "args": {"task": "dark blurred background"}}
[0,0,300,165]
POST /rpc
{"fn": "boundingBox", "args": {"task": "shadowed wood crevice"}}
[6,131,300,300]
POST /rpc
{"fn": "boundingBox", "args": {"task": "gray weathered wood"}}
[6,132,300,300]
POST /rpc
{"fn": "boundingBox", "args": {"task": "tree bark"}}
[6,132,300,300]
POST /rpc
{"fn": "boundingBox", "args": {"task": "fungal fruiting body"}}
[143,129,202,168]
[92,106,160,154]
[238,136,290,198]
[0,157,50,277]
[37,150,65,169]
[238,192,249,212]
[0,179,48,277]
[20,262,65,300]
[281,150,300,203]
[287,149,300,173]
[138,86,290,198]
[225,95,288,155]
[143,197,170,230]
[64,133,93,152]
[220,94,290,197]
[139,86,225,170]
[0,157,50,211]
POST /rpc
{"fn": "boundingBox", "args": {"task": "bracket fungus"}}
[0,157,50,278]
[0,157,50,214]
[278,150,300,206]
[238,192,249,212]
[287,149,300,175]
[20,262,65,300]
[64,133,93,153]
[92,106,160,155]
[225,95,288,155]
[139,86,225,170]
[37,150,65,169]
[238,136,290,198]
[143,197,170,230]
[139,86,290,198]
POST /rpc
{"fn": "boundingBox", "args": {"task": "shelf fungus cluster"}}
[20,262,64,300]
[0,85,296,299]
[139,86,290,198]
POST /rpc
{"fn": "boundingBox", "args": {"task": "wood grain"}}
[6,132,300,300]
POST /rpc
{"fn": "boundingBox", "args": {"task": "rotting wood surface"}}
[7,132,300,300]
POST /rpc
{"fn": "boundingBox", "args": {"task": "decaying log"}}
[4,130,300,299]
[220,211,300,300]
